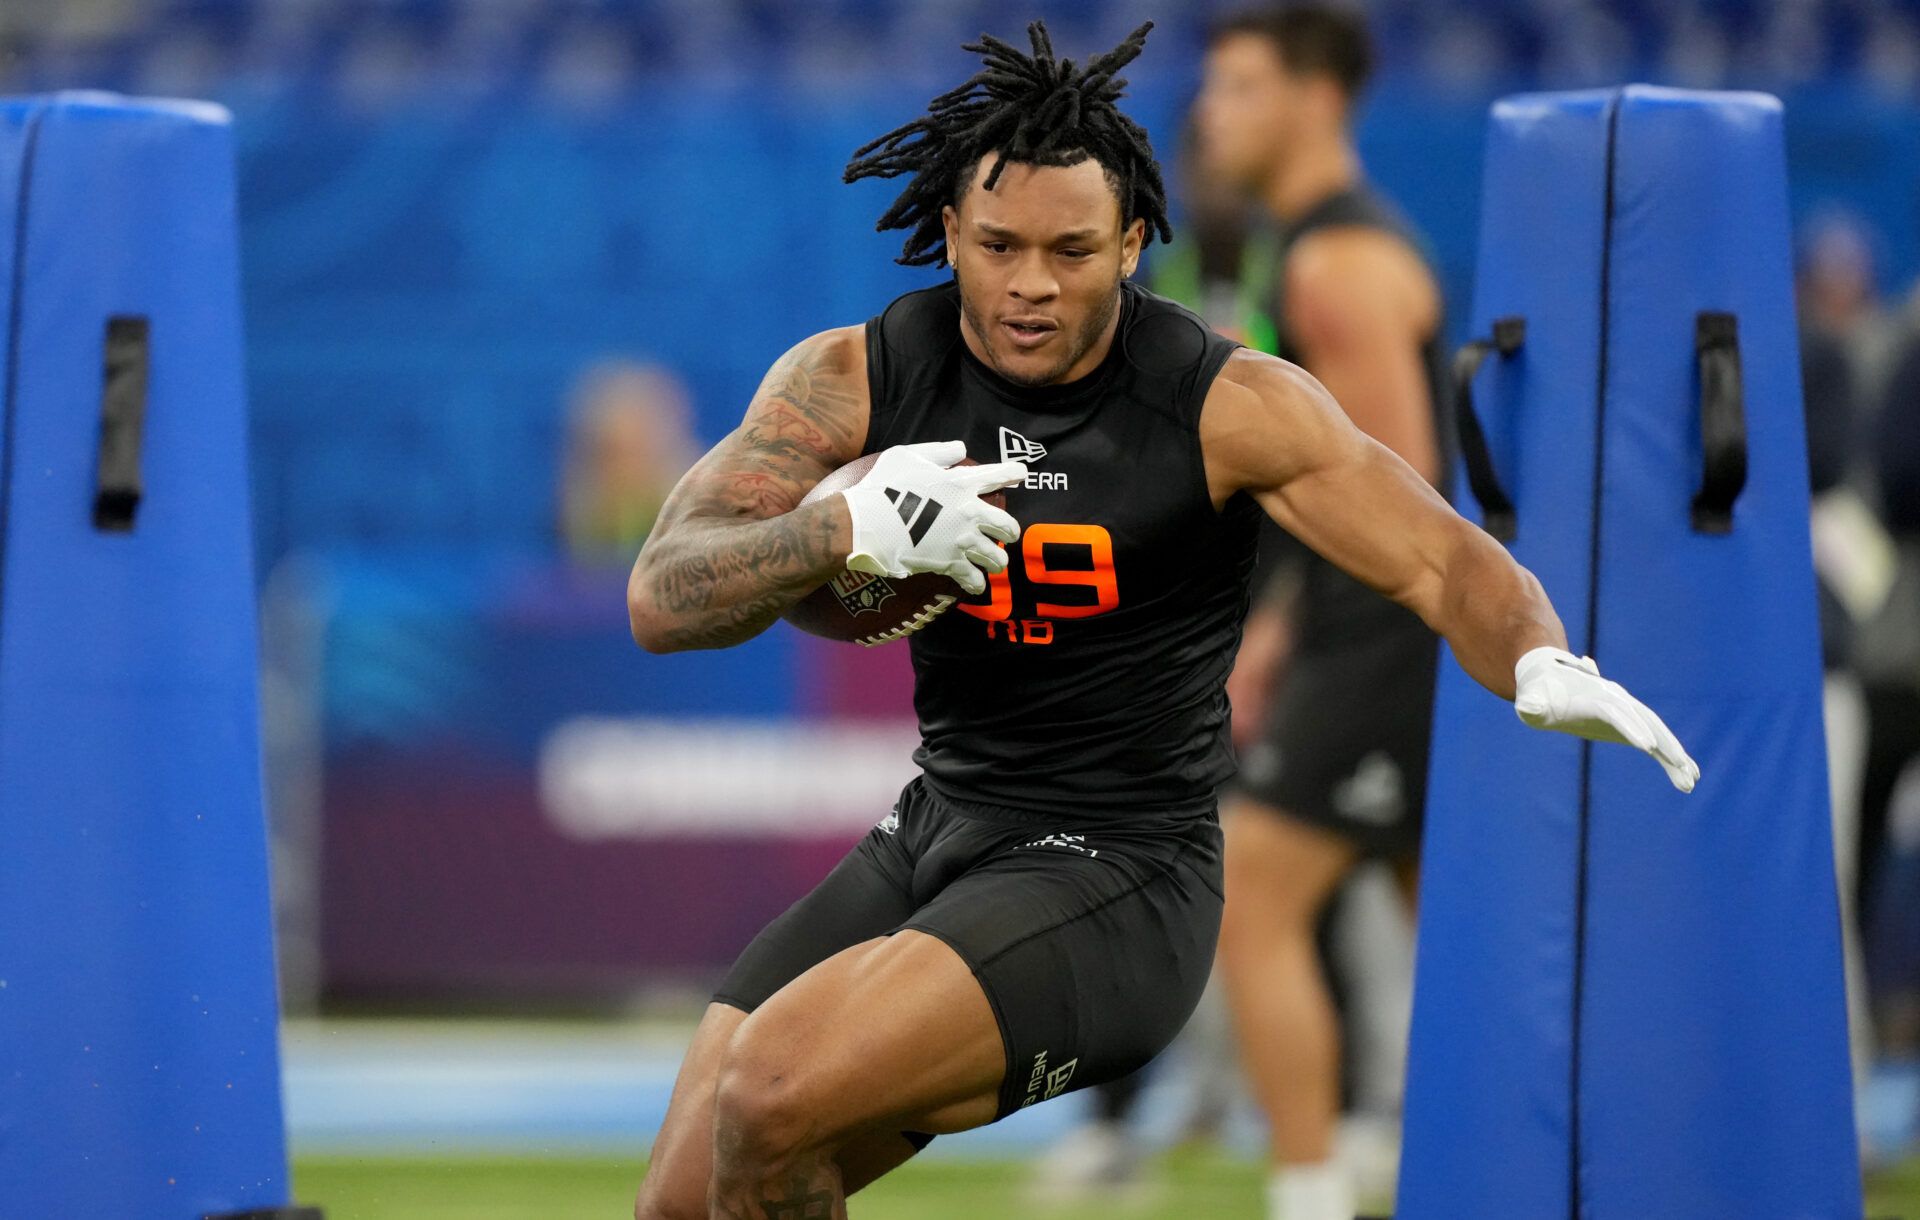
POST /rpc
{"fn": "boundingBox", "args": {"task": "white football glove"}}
[1513,646,1701,793]
[841,440,1025,596]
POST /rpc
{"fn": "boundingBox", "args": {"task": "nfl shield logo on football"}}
[829,569,896,616]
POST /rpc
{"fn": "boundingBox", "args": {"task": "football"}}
[782,454,1004,646]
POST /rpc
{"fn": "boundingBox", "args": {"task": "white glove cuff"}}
[839,488,890,576]
[1514,645,1596,693]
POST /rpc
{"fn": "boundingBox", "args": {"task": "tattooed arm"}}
[627,326,869,653]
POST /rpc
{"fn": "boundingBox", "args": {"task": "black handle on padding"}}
[1691,311,1746,534]
[1452,316,1525,542]
[96,315,149,532]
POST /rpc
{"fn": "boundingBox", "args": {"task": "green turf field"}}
[294,1151,1268,1219]
[295,1150,1920,1218]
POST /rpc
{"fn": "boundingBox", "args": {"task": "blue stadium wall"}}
[231,82,1920,570]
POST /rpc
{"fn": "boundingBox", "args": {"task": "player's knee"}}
[1221,851,1290,921]
[632,1170,704,1220]
[1227,818,1348,926]
[712,1026,821,1164]
[632,1190,701,1220]
[633,1116,716,1220]
[1220,871,1320,950]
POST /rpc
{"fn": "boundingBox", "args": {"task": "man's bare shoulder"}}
[745,323,872,463]
[1206,347,1334,432]
[1286,226,1430,296]
[1283,227,1440,343]
[1212,345,1309,397]
[656,324,872,526]
[791,323,869,369]
[1200,348,1352,500]
[760,324,871,410]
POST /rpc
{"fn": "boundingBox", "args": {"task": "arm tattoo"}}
[629,330,867,651]
[645,504,844,650]
[760,343,863,451]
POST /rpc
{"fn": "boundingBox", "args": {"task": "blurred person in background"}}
[1794,214,1920,1139]
[1802,214,1880,339]
[1193,7,1450,1218]
[1152,115,1280,354]
[1799,212,1903,391]
[1878,337,1920,568]
[1806,212,1920,1164]
[1860,297,1920,1161]
[559,360,698,567]
[1800,304,1878,1115]
[1797,214,1913,484]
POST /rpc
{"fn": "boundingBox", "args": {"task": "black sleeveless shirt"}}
[1266,185,1452,652]
[864,279,1260,822]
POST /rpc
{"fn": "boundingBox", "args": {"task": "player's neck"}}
[1263,138,1360,224]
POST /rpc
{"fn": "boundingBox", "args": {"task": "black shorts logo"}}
[1021,1049,1079,1108]
[1021,833,1099,859]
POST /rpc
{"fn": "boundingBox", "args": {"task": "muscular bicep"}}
[1255,431,1459,617]
[1207,349,1465,624]
[1294,336,1438,484]
[650,325,870,535]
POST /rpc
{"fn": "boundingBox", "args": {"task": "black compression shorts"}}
[1235,620,1439,859]
[713,777,1223,1122]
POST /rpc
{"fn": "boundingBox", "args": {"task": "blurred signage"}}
[540,717,921,839]
[294,555,917,1002]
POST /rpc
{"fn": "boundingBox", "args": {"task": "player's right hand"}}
[841,441,1025,595]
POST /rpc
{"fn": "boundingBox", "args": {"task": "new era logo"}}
[882,486,943,544]
[1000,427,1047,465]
[999,427,1067,489]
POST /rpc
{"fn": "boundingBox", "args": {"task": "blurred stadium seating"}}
[5,0,1919,98]
[4,1,1919,569]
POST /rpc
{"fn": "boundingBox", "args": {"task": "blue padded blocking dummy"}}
[1398,91,1614,1220]
[1582,87,1857,1219]
[0,95,300,1218]
[1401,87,1859,1219]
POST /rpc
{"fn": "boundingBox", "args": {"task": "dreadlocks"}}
[844,21,1174,267]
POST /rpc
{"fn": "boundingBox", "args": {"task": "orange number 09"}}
[959,523,1119,623]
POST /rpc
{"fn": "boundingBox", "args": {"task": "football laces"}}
[855,594,957,647]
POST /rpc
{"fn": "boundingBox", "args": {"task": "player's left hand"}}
[1512,646,1700,793]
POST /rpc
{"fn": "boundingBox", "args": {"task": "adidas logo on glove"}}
[882,486,944,544]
